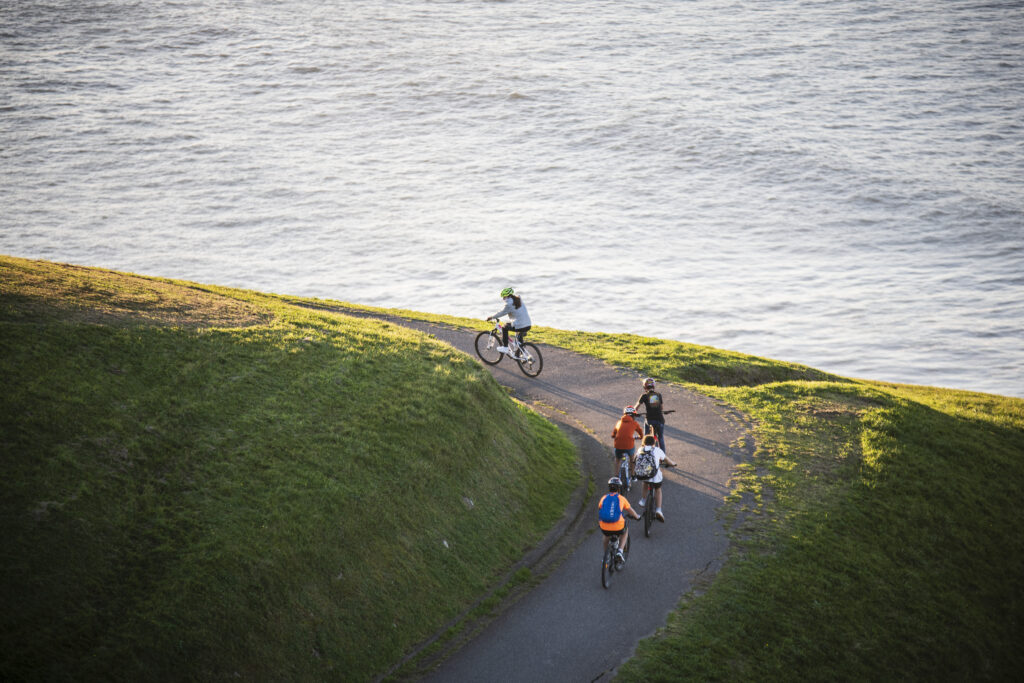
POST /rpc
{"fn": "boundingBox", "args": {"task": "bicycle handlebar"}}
[635,410,675,418]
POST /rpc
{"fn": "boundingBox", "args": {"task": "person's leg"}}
[619,527,629,558]
[501,324,509,348]
[653,421,666,452]
[639,482,648,506]
[654,482,665,520]
[614,449,627,476]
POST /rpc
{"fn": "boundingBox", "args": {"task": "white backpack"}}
[634,446,657,480]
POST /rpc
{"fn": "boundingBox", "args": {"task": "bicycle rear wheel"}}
[601,545,614,589]
[618,458,631,494]
[474,331,503,365]
[515,342,543,377]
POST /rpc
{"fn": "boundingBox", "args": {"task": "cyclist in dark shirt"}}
[635,377,668,454]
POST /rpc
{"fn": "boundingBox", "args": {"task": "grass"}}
[4,256,1023,680]
[0,256,577,682]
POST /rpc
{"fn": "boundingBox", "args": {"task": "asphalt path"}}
[317,307,751,682]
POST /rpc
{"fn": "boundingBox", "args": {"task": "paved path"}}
[316,308,751,682]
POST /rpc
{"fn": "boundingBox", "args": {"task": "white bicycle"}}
[474,320,543,377]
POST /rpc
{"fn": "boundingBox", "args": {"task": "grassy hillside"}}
[0,256,577,682]
[5,256,1023,681]
[288,296,1024,679]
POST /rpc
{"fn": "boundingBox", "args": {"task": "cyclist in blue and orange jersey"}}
[634,377,668,453]
[486,287,532,356]
[612,406,644,477]
[598,477,641,562]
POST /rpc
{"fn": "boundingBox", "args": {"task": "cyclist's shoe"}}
[655,509,665,522]
[497,346,510,354]
[615,550,625,566]
[638,497,646,507]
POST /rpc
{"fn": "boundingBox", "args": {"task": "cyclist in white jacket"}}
[486,287,532,355]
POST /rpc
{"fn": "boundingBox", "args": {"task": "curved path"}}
[321,308,751,682]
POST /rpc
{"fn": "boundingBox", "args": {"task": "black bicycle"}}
[635,458,676,538]
[601,527,631,589]
[474,320,543,377]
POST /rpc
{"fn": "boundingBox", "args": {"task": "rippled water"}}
[2,1,1023,397]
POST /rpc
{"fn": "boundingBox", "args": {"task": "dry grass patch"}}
[0,255,268,328]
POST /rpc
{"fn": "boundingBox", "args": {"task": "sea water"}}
[2,0,1022,397]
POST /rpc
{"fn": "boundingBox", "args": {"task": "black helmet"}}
[608,476,622,492]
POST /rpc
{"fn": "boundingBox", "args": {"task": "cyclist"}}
[634,377,668,453]
[598,477,641,562]
[636,434,678,522]
[486,287,532,356]
[611,406,644,482]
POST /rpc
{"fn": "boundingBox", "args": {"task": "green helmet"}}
[500,287,515,298]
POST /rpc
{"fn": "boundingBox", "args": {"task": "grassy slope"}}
[5,258,1023,680]
[0,256,577,682]
[288,296,1024,679]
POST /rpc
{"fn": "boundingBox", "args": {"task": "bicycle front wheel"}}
[475,331,503,365]
[516,342,543,377]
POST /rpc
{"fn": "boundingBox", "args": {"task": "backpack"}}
[634,446,657,480]
[599,494,622,523]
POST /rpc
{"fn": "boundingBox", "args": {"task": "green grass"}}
[5,256,1023,681]
[0,256,577,682]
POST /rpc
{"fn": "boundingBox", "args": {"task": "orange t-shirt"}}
[612,415,644,449]
[598,493,633,531]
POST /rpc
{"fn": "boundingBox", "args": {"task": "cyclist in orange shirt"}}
[598,477,641,563]
[611,406,645,483]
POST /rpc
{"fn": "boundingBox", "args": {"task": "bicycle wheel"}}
[601,545,614,589]
[516,342,543,377]
[644,491,654,537]
[474,331,503,365]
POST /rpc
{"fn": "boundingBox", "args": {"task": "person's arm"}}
[663,455,678,468]
[488,299,514,322]
[633,422,644,438]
